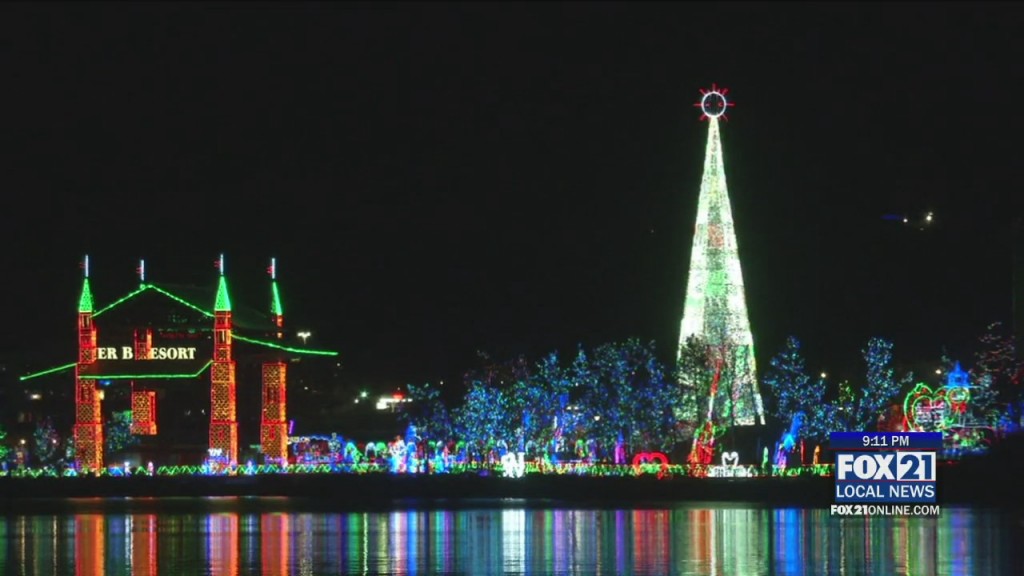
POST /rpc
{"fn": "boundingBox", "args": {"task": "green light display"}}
[147,284,214,317]
[93,286,148,317]
[78,278,94,313]
[271,280,283,317]
[95,284,214,318]
[233,333,338,356]
[19,363,76,382]
[77,360,213,380]
[23,272,338,382]
[214,276,232,312]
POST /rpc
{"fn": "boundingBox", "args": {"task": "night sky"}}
[1,3,1021,388]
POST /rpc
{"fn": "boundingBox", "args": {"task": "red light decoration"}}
[74,259,103,472]
[210,309,238,465]
[60,256,336,471]
[693,83,735,121]
[131,390,157,435]
[631,452,670,479]
[261,362,288,464]
[210,259,238,465]
[134,328,152,361]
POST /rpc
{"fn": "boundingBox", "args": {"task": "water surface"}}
[0,498,1018,575]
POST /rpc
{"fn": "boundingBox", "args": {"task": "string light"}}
[679,87,764,427]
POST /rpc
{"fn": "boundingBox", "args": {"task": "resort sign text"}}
[96,346,198,360]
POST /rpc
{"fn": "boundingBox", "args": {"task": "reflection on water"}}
[0,502,1017,575]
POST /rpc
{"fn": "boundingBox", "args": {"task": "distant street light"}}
[297,331,311,344]
[820,372,827,379]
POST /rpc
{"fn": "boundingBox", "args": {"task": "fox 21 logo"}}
[836,452,936,482]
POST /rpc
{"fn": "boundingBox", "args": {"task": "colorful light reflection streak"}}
[0,507,1009,575]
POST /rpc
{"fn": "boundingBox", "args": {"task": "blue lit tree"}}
[559,345,596,440]
[763,337,830,440]
[512,352,570,451]
[401,383,454,441]
[579,339,681,453]
[454,380,513,453]
[579,343,623,447]
[828,338,912,432]
[764,337,810,421]
[616,340,681,451]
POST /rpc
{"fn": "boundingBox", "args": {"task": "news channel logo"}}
[830,432,940,504]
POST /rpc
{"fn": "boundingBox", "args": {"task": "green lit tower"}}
[679,85,765,426]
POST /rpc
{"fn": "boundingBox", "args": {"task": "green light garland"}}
[20,362,76,381]
[233,334,338,356]
[93,286,149,317]
[2,460,836,480]
[23,277,338,381]
[147,284,214,318]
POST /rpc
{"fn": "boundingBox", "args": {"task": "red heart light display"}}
[631,452,670,478]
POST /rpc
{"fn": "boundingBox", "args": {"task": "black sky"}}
[1,3,1022,387]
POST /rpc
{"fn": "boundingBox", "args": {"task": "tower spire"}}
[269,257,284,322]
[78,255,94,313]
[137,259,146,285]
[74,254,103,471]
[679,85,764,427]
[214,254,231,312]
[210,253,238,465]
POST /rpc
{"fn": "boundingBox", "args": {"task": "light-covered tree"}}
[828,338,912,432]
[763,337,830,440]
[401,383,454,442]
[33,417,61,466]
[105,410,139,455]
[972,322,1021,421]
[0,424,10,463]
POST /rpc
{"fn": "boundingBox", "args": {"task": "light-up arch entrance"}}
[21,256,339,472]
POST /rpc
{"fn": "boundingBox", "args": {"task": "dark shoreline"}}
[0,461,1015,510]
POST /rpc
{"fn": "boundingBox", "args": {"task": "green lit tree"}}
[33,418,61,466]
[0,424,10,463]
[105,410,139,455]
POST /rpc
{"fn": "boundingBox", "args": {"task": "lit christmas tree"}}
[32,417,61,466]
[0,424,10,463]
[678,85,765,426]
